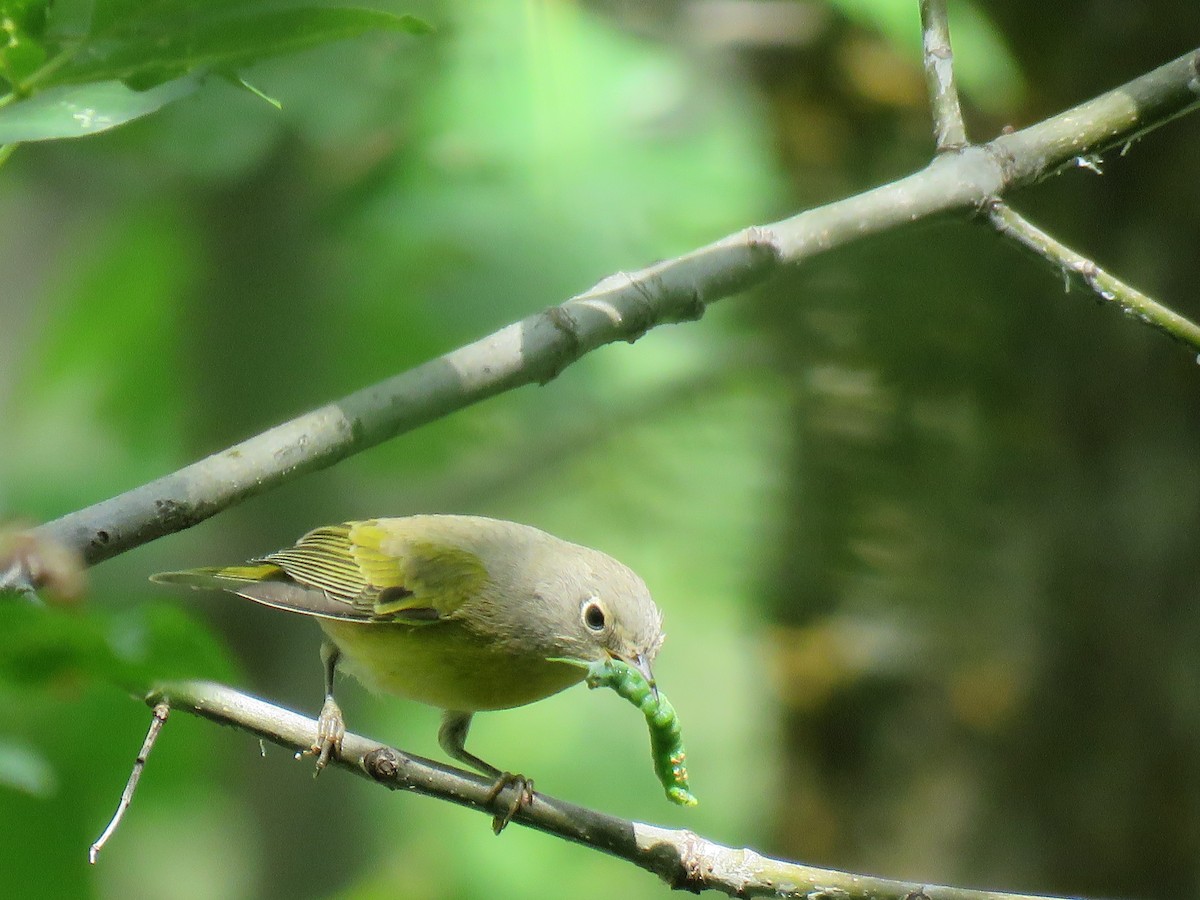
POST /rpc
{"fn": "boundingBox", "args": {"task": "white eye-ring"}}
[581,597,607,632]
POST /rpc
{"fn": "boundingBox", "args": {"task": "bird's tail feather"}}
[150,564,282,591]
[151,563,369,621]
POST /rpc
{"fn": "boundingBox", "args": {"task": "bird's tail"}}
[151,563,361,621]
[150,564,283,592]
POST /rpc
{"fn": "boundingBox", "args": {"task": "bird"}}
[152,514,665,829]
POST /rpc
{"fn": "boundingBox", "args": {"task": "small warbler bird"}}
[152,515,665,828]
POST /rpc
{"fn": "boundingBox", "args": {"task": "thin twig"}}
[988,201,1200,352]
[143,680,1084,899]
[29,48,1200,573]
[89,702,170,864]
[919,0,968,151]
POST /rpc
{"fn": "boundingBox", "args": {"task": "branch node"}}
[538,305,584,385]
[971,194,1002,220]
[622,272,666,342]
[364,746,404,785]
[675,288,706,326]
[745,225,782,260]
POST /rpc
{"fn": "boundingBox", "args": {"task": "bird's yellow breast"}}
[318,619,586,712]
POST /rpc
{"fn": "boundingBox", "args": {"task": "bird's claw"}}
[301,697,346,774]
[485,772,534,834]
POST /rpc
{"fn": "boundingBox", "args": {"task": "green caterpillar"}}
[585,657,698,806]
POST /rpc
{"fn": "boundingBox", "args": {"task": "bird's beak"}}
[630,652,658,701]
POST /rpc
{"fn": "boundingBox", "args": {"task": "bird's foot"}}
[484,772,534,834]
[300,697,345,774]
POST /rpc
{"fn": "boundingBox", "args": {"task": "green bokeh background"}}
[3,1,1200,898]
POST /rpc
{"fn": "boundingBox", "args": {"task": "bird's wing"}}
[152,520,489,625]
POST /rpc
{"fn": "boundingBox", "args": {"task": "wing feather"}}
[155,520,490,625]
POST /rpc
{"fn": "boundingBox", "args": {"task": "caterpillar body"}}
[586,657,697,806]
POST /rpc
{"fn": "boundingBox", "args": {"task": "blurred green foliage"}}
[1,0,782,897]
[0,600,235,691]
[2,1,1200,899]
[827,0,1023,111]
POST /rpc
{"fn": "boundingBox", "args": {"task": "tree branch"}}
[920,0,968,151]
[988,51,1200,184]
[138,680,1082,900]
[917,10,1200,353]
[26,48,1200,576]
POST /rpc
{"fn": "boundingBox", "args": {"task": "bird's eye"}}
[583,600,607,631]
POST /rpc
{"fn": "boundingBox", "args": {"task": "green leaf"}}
[52,7,430,89]
[0,74,198,141]
[41,0,94,39]
[113,603,239,686]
